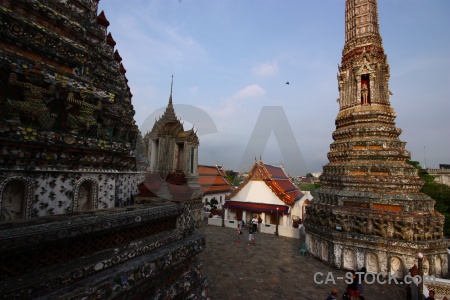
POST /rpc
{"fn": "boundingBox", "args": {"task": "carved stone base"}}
[306,226,449,278]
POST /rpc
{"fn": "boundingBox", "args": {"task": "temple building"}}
[222,160,312,238]
[198,164,234,210]
[139,82,204,228]
[0,0,206,298]
[304,0,448,278]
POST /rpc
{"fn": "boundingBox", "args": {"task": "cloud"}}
[252,61,279,77]
[231,84,266,100]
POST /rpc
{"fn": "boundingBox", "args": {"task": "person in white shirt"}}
[252,216,258,233]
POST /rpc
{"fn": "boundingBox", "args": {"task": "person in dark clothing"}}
[425,290,435,300]
[357,267,366,297]
[347,270,359,300]
[405,283,412,300]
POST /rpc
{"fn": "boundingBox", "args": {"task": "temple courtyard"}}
[197,222,406,299]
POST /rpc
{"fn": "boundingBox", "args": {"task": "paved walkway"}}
[197,223,406,300]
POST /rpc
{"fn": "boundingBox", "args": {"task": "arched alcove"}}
[366,252,379,274]
[435,257,442,277]
[390,256,404,279]
[309,236,316,256]
[73,178,99,212]
[321,241,328,262]
[343,248,356,270]
[1,179,27,221]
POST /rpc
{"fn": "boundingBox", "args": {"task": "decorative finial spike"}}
[169,75,173,105]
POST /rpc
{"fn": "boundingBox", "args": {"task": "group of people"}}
[235,215,259,245]
[326,274,449,300]
[424,289,448,300]
[325,268,366,300]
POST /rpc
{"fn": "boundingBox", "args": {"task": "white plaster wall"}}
[207,218,300,239]
[202,192,228,208]
[230,181,284,205]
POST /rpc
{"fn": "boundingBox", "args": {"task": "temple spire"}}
[337,0,390,110]
[169,74,173,106]
[344,0,382,55]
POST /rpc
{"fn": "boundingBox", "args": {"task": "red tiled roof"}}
[264,164,287,178]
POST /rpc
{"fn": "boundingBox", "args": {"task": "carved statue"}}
[393,220,413,241]
[424,219,435,240]
[6,73,56,129]
[433,219,444,239]
[413,220,425,241]
[341,216,352,232]
[355,216,370,234]
[1,182,24,221]
[78,184,91,212]
[66,88,102,134]
[326,212,336,229]
[373,218,389,238]
[361,82,369,105]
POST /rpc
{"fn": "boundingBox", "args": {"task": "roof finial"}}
[169,74,173,105]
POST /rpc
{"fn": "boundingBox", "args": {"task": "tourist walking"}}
[235,224,242,244]
[347,270,359,300]
[252,215,258,233]
[248,225,255,245]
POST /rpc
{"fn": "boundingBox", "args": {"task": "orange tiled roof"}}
[198,165,234,194]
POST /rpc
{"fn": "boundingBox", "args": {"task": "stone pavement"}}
[197,223,406,300]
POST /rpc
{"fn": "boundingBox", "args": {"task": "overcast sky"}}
[98,0,450,176]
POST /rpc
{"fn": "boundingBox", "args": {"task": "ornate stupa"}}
[0,1,206,298]
[138,78,204,228]
[304,0,448,277]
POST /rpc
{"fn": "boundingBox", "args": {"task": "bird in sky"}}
[285,82,289,85]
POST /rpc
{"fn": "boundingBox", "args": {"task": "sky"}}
[98,0,450,176]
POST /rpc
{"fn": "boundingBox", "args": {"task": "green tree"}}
[206,197,219,210]
[226,171,236,185]
[299,183,316,192]
[408,160,450,236]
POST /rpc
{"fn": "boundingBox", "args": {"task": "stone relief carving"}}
[373,218,389,238]
[321,241,328,261]
[393,220,413,241]
[66,89,102,134]
[343,248,355,270]
[355,216,371,234]
[1,180,25,221]
[414,220,425,241]
[7,72,57,129]
[390,256,402,278]
[366,252,379,273]
[78,182,92,212]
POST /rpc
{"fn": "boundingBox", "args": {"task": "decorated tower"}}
[0,1,206,298]
[138,78,204,227]
[304,0,448,277]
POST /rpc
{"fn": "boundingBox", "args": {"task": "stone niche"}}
[1,179,27,221]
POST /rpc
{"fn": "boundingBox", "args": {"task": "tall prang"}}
[304,0,448,277]
[0,1,206,298]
